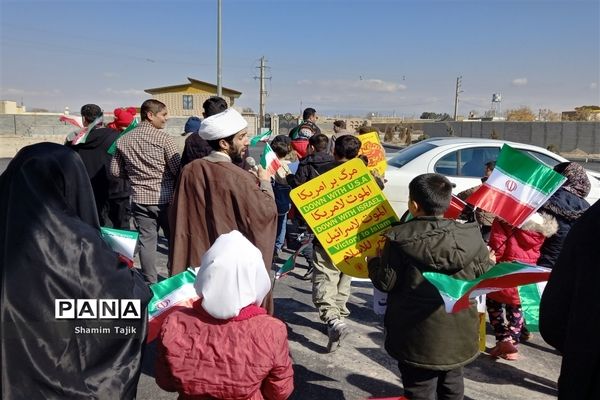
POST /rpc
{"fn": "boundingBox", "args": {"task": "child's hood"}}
[520,212,558,238]
[387,218,487,274]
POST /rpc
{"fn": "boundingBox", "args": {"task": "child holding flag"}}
[270,135,295,260]
[368,173,493,400]
[486,212,557,360]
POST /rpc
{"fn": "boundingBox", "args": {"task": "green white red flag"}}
[59,115,83,129]
[518,282,546,332]
[68,116,102,145]
[466,144,566,227]
[100,227,138,267]
[444,195,468,219]
[260,142,282,175]
[250,129,272,146]
[147,268,199,342]
[275,235,313,279]
[422,262,551,313]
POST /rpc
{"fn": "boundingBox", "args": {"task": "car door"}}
[429,145,501,194]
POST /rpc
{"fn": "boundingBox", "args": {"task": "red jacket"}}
[156,302,294,400]
[487,215,557,305]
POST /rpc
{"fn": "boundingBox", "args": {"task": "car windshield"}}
[388,142,436,168]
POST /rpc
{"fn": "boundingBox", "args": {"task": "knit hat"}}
[184,116,201,135]
[198,108,248,140]
[112,107,136,130]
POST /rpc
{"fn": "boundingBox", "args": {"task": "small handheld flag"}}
[69,116,103,145]
[100,227,138,267]
[147,268,199,342]
[260,142,283,175]
[250,129,272,146]
[466,145,566,227]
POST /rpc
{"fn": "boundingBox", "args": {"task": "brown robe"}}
[169,154,277,311]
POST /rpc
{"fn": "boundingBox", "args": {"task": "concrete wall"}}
[0,113,260,137]
[2,115,599,154]
[370,121,600,153]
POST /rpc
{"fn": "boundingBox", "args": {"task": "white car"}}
[383,137,600,217]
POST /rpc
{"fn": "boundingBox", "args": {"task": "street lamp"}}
[217,0,222,97]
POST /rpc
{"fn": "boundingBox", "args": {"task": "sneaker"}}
[501,351,519,361]
[301,265,314,280]
[326,319,350,353]
[489,340,518,359]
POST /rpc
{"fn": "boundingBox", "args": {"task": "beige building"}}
[145,77,242,117]
[0,100,26,114]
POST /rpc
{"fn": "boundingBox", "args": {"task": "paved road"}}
[134,237,561,400]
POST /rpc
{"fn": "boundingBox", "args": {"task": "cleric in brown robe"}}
[169,108,277,312]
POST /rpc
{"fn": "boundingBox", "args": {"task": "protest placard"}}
[290,158,399,278]
[357,131,387,176]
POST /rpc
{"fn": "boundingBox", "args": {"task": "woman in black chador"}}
[0,143,151,399]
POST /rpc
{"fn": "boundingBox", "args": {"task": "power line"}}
[453,76,463,120]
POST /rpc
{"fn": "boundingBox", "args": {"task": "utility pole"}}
[453,76,462,121]
[216,0,222,97]
[254,56,270,129]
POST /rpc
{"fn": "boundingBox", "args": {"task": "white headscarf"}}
[194,230,271,319]
[198,108,248,140]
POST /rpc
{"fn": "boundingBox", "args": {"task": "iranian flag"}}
[250,129,272,146]
[147,269,199,342]
[100,227,138,268]
[69,116,103,145]
[444,195,468,219]
[260,142,282,175]
[466,144,566,227]
[422,262,551,313]
[59,115,83,128]
[275,236,313,279]
[518,282,546,332]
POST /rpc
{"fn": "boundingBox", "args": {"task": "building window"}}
[183,95,193,110]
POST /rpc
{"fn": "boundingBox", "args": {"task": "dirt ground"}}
[0,135,68,158]
[0,135,189,158]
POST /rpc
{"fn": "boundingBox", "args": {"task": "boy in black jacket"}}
[368,173,492,400]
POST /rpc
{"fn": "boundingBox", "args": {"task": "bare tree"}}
[506,106,536,121]
[538,109,561,121]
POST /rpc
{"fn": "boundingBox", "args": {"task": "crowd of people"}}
[0,98,597,400]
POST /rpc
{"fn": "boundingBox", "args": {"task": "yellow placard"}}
[358,131,387,176]
[290,158,399,278]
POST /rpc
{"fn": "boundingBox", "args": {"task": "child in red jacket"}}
[156,230,294,400]
[486,212,557,360]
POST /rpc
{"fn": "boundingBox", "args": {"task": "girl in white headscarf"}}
[156,230,294,400]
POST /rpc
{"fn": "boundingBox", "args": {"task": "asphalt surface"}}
[1,146,562,399]
[135,236,561,400]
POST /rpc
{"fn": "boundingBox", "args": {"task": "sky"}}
[1,0,599,118]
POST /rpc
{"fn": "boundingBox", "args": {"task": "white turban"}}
[194,230,271,319]
[198,108,248,140]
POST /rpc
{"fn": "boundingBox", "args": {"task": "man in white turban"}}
[169,108,278,313]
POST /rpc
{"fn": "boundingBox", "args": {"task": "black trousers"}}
[399,364,464,400]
